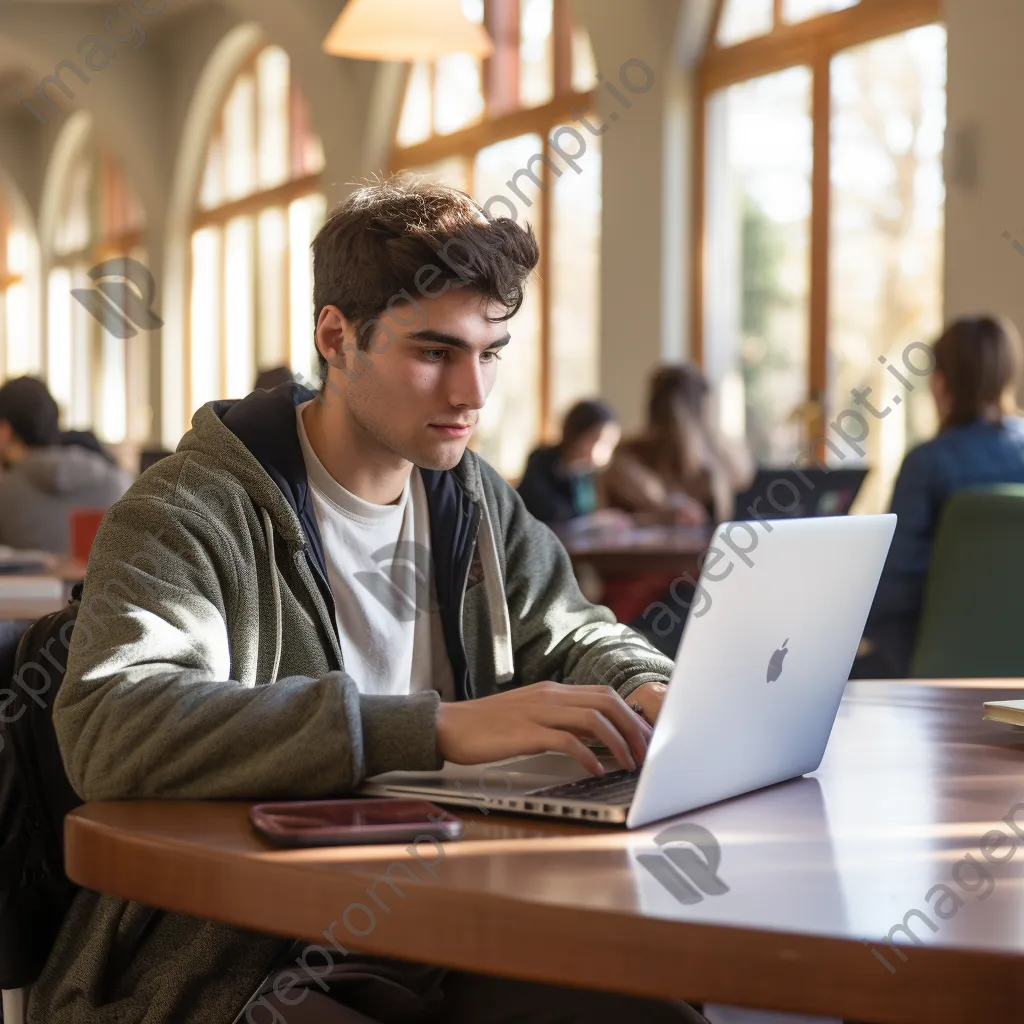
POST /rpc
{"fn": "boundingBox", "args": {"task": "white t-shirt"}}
[296,402,454,700]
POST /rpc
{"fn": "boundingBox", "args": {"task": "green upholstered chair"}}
[910,485,1024,678]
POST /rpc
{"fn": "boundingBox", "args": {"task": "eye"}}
[481,350,504,363]
[423,349,447,362]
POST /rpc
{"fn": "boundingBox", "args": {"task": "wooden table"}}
[0,556,86,620]
[65,679,1024,1023]
[559,524,710,578]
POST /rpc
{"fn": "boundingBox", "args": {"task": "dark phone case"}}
[249,797,464,848]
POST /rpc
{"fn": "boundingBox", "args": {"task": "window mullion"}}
[808,44,832,458]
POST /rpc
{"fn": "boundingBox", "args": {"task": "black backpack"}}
[0,590,84,989]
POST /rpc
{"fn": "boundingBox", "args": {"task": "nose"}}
[448,356,489,412]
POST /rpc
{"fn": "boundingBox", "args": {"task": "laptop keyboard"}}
[528,768,641,805]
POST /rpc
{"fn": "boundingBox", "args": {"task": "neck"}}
[301,395,412,505]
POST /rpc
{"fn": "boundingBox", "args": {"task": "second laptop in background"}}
[733,468,869,521]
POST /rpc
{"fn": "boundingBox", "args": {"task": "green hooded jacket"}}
[30,385,673,1024]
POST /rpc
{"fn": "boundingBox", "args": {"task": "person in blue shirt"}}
[853,315,1024,678]
[517,399,624,526]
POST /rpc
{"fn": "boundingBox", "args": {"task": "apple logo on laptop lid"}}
[766,639,789,683]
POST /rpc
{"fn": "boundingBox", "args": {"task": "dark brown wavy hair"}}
[311,175,539,379]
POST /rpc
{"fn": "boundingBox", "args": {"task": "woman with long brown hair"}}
[604,364,753,525]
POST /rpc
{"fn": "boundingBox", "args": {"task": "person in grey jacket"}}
[0,377,131,555]
[36,178,700,1024]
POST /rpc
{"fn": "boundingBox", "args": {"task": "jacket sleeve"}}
[54,496,440,802]
[867,444,945,623]
[482,462,674,701]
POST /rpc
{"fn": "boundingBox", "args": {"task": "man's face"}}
[317,289,510,471]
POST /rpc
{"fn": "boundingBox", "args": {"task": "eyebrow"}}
[407,329,511,353]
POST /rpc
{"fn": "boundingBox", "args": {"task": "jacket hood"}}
[15,445,124,496]
[177,382,507,696]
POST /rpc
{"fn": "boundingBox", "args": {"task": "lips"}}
[429,423,473,437]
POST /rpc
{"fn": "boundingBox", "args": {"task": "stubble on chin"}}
[410,439,469,472]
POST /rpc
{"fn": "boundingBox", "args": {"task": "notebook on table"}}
[983,700,1024,726]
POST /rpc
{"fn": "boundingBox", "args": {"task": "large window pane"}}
[473,134,543,479]
[257,207,289,369]
[257,47,291,190]
[396,62,433,148]
[54,162,93,257]
[224,73,256,201]
[190,227,222,413]
[434,54,484,136]
[47,267,74,416]
[404,158,470,192]
[783,0,858,23]
[519,0,553,108]
[829,26,947,512]
[289,193,326,384]
[3,282,31,376]
[551,130,601,420]
[97,330,127,442]
[704,67,813,464]
[224,216,255,399]
[199,136,225,210]
[716,0,774,47]
[571,26,598,93]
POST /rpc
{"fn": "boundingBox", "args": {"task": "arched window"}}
[0,196,32,379]
[390,0,602,480]
[187,44,325,422]
[695,0,946,512]
[46,139,148,449]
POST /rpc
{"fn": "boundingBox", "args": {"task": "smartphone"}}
[249,798,464,847]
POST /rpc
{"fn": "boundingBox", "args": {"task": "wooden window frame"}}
[692,0,942,447]
[389,0,597,443]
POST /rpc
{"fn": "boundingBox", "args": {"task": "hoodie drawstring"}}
[476,501,515,684]
[260,508,283,684]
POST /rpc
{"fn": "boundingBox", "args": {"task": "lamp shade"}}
[323,0,495,61]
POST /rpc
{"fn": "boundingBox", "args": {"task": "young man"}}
[37,178,699,1023]
[0,376,131,554]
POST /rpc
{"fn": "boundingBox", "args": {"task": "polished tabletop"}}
[65,679,1024,1022]
[0,556,86,620]
[558,523,710,577]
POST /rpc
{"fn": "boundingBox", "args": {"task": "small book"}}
[983,700,1024,727]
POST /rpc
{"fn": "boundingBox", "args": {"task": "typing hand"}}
[670,496,709,526]
[435,682,652,777]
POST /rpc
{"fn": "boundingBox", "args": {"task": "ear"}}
[0,420,11,446]
[314,305,344,366]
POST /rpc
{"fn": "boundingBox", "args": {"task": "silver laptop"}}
[363,514,895,829]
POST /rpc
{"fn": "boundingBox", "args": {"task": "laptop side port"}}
[542,804,556,813]
[524,801,536,811]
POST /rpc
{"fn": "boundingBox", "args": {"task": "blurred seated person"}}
[605,364,754,526]
[254,364,294,391]
[61,428,118,466]
[0,377,132,555]
[853,315,1024,679]
[517,399,629,530]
